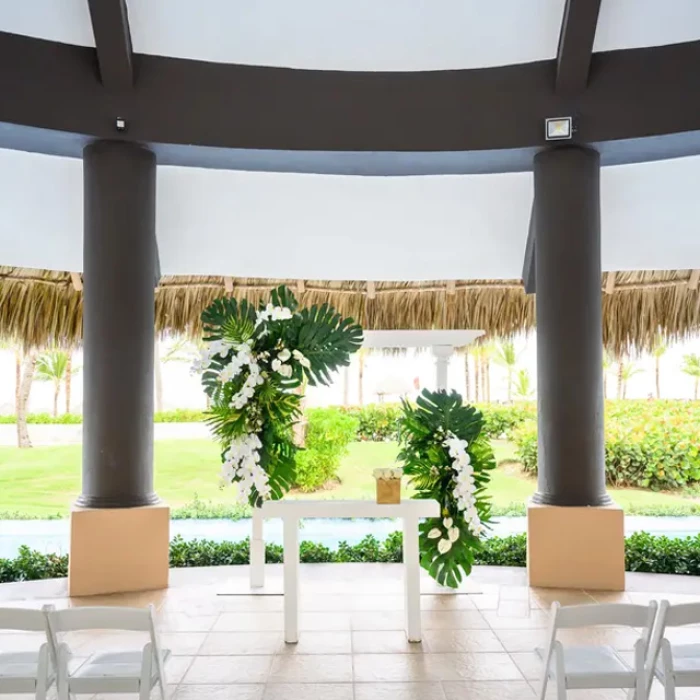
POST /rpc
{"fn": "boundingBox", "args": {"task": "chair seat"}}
[0,650,43,679]
[536,645,635,688]
[657,643,700,683]
[72,649,171,680]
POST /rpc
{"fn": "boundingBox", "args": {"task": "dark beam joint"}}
[555,0,602,95]
[87,0,133,92]
[522,205,536,294]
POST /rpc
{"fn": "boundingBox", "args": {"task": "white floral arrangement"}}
[198,287,363,507]
[398,389,495,588]
[373,467,403,481]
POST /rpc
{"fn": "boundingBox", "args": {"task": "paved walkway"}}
[1,564,699,699]
[0,422,208,446]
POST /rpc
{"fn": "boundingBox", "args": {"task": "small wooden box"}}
[376,478,401,504]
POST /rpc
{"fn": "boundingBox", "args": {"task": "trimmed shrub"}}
[515,400,700,490]
[476,403,536,439]
[4,532,700,583]
[339,404,402,441]
[294,408,359,491]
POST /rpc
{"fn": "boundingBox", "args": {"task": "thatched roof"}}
[1,266,699,354]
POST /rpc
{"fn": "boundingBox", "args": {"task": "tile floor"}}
[2,563,700,699]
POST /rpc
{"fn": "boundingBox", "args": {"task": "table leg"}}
[250,507,265,588]
[283,516,300,644]
[403,515,422,642]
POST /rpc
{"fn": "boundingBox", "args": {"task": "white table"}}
[251,499,440,643]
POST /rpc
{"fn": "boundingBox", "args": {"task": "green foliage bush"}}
[515,400,700,490]
[339,404,402,441]
[476,403,536,439]
[294,408,359,491]
[5,532,700,583]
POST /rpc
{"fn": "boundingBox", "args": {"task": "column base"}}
[69,504,170,597]
[527,500,625,591]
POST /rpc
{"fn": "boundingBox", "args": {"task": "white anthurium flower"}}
[271,358,282,372]
[448,527,460,543]
[427,528,442,539]
[277,364,293,378]
[437,538,453,554]
[278,348,291,362]
[443,517,453,529]
[292,349,311,368]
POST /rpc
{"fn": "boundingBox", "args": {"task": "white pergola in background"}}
[362,330,485,392]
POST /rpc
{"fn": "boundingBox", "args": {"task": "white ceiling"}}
[1,149,699,281]
[1,0,699,71]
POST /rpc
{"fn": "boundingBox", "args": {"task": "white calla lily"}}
[437,538,452,554]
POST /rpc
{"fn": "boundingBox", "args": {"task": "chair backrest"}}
[0,606,50,632]
[553,602,658,631]
[660,601,700,628]
[48,605,153,633]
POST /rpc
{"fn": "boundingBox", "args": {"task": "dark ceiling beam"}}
[522,206,536,295]
[555,0,602,95]
[1,33,700,172]
[87,0,133,91]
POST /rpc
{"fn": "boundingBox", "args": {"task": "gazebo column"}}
[527,146,624,591]
[432,345,452,391]
[69,140,170,597]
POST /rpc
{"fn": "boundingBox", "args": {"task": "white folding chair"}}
[0,605,54,699]
[536,601,657,700]
[47,605,170,700]
[645,600,700,699]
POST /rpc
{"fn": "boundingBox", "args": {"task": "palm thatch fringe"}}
[1,267,698,354]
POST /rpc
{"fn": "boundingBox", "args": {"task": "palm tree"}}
[357,347,369,406]
[494,339,518,402]
[652,335,667,399]
[513,369,534,400]
[35,350,71,417]
[618,360,643,400]
[154,336,191,413]
[602,349,612,399]
[457,346,471,402]
[16,349,37,448]
[681,353,700,400]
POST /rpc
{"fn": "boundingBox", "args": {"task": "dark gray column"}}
[531,146,610,507]
[78,140,159,508]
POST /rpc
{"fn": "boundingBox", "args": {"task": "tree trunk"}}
[463,352,471,403]
[695,378,699,401]
[485,359,491,403]
[507,368,513,403]
[617,362,624,399]
[358,354,365,406]
[154,338,164,413]
[655,357,661,399]
[52,381,59,418]
[14,350,21,414]
[17,351,37,448]
[474,355,480,401]
[65,353,72,414]
[342,365,350,406]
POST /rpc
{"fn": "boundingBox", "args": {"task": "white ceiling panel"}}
[1,149,700,281]
[0,0,94,46]
[594,0,700,53]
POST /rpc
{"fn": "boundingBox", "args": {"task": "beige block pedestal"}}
[527,500,625,591]
[69,504,170,597]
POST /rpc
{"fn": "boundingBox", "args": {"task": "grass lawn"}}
[0,439,698,517]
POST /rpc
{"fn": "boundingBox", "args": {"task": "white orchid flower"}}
[437,538,452,554]
[427,528,442,539]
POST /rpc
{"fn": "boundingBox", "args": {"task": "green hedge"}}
[515,401,700,490]
[4,531,700,583]
[294,408,359,491]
